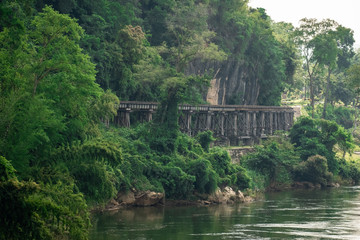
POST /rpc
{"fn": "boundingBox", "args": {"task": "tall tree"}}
[207,3,291,106]
[161,0,226,106]
[272,21,298,87]
[294,18,324,117]
[143,0,226,152]
[294,18,354,118]
[0,6,118,174]
[165,0,226,73]
[311,22,355,118]
[346,64,360,135]
[245,8,287,106]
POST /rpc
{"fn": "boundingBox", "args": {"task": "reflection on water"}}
[90,187,360,239]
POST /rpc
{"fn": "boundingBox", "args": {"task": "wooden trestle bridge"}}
[114,101,294,145]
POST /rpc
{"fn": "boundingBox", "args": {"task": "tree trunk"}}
[310,76,315,118]
[352,96,359,136]
[322,68,332,119]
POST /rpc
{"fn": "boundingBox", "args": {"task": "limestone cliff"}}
[187,59,260,105]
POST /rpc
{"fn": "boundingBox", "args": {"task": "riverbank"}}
[97,179,349,213]
[90,187,360,240]
[101,186,256,211]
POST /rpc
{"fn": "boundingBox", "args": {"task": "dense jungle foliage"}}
[243,117,359,190]
[1,0,360,239]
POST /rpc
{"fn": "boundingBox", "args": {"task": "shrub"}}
[49,139,126,204]
[176,132,204,156]
[71,161,116,203]
[160,165,195,199]
[289,117,354,174]
[230,165,251,190]
[338,159,360,184]
[208,147,250,190]
[0,156,16,181]
[293,155,333,186]
[187,159,218,194]
[208,147,231,176]
[0,158,90,240]
[246,170,266,191]
[314,105,354,129]
[243,140,299,187]
[196,130,215,152]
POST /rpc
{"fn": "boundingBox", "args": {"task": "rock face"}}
[187,59,260,105]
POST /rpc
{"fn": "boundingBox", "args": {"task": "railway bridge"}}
[113,101,294,145]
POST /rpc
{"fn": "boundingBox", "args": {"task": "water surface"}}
[90,187,360,239]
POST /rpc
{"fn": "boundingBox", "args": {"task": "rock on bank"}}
[105,187,253,210]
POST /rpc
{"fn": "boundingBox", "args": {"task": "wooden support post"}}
[146,109,153,122]
[260,111,265,136]
[245,111,250,136]
[273,112,278,132]
[252,112,257,136]
[289,111,294,128]
[284,112,289,131]
[234,114,238,137]
[187,111,193,135]
[194,113,199,133]
[221,112,225,136]
[269,112,273,135]
[125,108,131,127]
[206,111,212,130]
[278,112,283,131]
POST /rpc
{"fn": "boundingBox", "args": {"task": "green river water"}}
[90,187,360,239]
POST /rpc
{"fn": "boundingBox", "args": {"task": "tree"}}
[289,117,353,174]
[312,24,354,119]
[272,21,298,87]
[294,19,331,117]
[335,126,354,158]
[106,25,147,98]
[141,0,174,46]
[147,0,226,152]
[208,3,291,106]
[208,0,252,55]
[244,138,299,187]
[0,6,117,175]
[0,156,90,240]
[165,0,226,73]
[246,9,287,106]
[35,0,144,99]
[293,155,333,186]
[295,18,354,118]
[346,63,360,135]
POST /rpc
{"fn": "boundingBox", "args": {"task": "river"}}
[90,186,360,239]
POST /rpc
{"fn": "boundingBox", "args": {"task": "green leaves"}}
[0,5,119,176]
[346,63,360,93]
[293,155,333,186]
[0,158,90,240]
[289,117,354,174]
[294,18,355,117]
[244,139,298,186]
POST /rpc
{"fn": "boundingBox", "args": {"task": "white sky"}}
[248,0,360,47]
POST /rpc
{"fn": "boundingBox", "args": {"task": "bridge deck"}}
[115,101,295,145]
[119,101,294,112]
